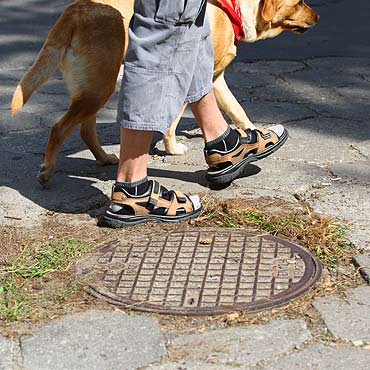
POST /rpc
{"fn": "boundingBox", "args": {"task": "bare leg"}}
[189,91,228,142]
[116,128,153,182]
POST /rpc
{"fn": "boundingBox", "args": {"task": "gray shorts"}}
[116,0,214,135]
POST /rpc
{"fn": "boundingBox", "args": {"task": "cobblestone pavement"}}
[1,0,370,369]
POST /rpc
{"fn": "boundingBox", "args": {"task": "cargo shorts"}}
[116,0,214,135]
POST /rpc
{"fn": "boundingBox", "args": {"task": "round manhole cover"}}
[86,229,322,315]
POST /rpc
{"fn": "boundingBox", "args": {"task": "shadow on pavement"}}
[1,0,370,217]
[0,123,263,215]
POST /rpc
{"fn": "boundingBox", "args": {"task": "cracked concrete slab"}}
[0,336,22,370]
[20,310,167,370]
[241,100,315,124]
[306,183,370,250]
[264,344,370,370]
[313,286,370,343]
[168,320,311,367]
[145,361,234,370]
[353,254,370,284]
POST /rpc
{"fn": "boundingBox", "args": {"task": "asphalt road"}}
[238,0,370,60]
[0,0,369,69]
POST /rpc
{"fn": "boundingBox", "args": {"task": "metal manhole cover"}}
[86,229,322,315]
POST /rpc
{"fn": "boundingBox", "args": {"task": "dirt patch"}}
[0,196,363,340]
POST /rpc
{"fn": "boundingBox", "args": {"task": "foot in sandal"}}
[99,180,202,228]
[204,125,288,185]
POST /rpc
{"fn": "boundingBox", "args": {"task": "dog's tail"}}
[11,12,73,116]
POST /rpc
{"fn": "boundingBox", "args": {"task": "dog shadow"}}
[0,118,261,219]
[1,151,261,218]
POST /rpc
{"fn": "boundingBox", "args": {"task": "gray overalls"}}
[116,0,214,134]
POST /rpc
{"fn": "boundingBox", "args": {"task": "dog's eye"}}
[298,0,304,5]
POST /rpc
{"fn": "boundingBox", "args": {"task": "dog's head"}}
[239,0,319,42]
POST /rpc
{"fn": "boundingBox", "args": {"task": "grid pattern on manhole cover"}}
[88,229,321,315]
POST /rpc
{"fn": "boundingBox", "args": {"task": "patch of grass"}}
[0,239,94,322]
[198,198,355,267]
[0,280,30,322]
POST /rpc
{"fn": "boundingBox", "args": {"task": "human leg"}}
[189,91,227,142]
[116,128,152,183]
[100,0,207,227]
[190,91,288,185]
[177,10,285,185]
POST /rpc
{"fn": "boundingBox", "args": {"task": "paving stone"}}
[306,183,370,251]
[241,100,314,124]
[353,254,370,284]
[276,118,365,163]
[329,161,370,184]
[0,336,22,370]
[313,287,370,343]
[145,361,233,370]
[264,344,370,370]
[282,65,367,90]
[350,285,370,306]
[169,320,311,367]
[21,310,167,370]
[308,93,370,122]
[351,140,370,159]
[250,82,335,107]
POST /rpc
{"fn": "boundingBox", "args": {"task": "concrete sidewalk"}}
[1,1,370,369]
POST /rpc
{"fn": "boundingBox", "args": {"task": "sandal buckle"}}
[148,196,158,206]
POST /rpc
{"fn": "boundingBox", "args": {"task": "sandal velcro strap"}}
[148,180,161,206]
[254,128,275,142]
[173,190,188,204]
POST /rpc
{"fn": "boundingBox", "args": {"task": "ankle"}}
[115,176,150,197]
[205,126,239,152]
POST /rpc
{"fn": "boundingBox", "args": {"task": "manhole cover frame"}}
[86,229,322,315]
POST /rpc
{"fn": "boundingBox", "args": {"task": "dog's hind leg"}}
[80,115,119,166]
[38,99,98,186]
[213,72,256,130]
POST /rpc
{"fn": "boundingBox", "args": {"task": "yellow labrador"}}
[11,0,319,185]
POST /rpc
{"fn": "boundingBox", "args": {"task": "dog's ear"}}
[262,0,278,22]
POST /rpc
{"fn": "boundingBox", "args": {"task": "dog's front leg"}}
[80,115,119,166]
[163,104,189,155]
[213,72,256,130]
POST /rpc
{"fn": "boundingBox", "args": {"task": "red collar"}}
[215,0,245,44]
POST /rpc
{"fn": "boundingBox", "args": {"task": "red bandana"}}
[215,0,245,44]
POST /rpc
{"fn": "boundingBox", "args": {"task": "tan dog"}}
[11,0,319,186]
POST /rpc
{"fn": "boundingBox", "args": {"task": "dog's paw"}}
[166,142,188,156]
[38,164,55,187]
[96,153,119,166]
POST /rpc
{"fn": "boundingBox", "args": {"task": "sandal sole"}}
[206,128,289,185]
[98,206,203,228]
